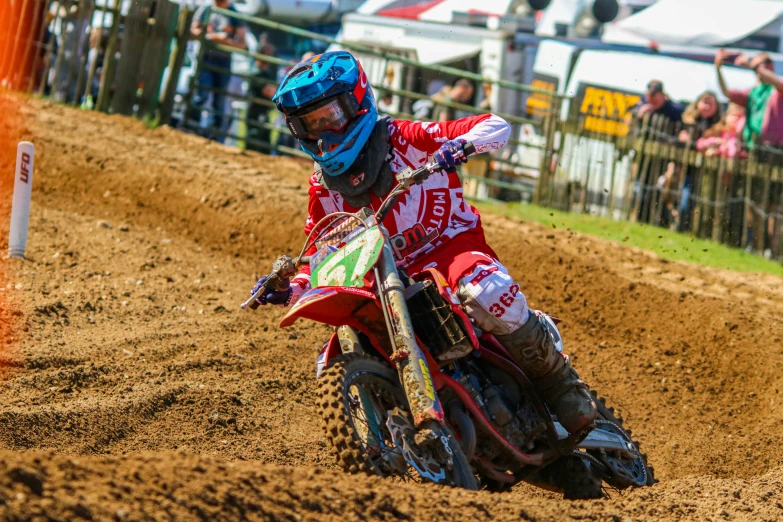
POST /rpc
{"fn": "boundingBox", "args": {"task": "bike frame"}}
[282,222,445,426]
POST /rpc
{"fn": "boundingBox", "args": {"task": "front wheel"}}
[317,353,478,490]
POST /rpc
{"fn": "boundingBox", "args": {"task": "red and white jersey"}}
[303,114,511,268]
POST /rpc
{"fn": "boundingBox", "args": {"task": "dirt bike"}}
[243,143,655,497]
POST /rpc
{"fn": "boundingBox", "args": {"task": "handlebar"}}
[376,141,476,223]
[242,141,477,310]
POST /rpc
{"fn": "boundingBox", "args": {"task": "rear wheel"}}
[526,389,654,498]
[317,353,478,490]
[587,390,656,489]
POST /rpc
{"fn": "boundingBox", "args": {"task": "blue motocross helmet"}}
[272,51,378,177]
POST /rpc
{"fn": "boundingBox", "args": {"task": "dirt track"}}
[0,94,782,521]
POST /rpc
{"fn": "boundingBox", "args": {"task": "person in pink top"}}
[696,103,746,159]
[715,49,783,147]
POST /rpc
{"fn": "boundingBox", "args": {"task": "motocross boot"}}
[496,313,597,434]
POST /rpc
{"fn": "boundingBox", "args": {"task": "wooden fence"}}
[536,113,783,259]
[0,0,188,123]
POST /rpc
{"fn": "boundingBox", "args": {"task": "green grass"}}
[475,201,783,277]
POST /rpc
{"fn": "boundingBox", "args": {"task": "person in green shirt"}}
[716,49,783,147]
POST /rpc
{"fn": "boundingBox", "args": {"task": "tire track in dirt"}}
[0,96,781,520]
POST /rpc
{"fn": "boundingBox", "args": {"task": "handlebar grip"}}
[249,299,261,310]
[463,141,476,156]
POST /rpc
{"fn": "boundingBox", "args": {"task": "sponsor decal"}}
[337,287,375,298]
[19,153,30,183]
[422,122,441,134]
[418,359,436,400]
[474,142,499,154]
[572,83,642,137]
[469,265,499,286]
[390,223,439,260]
[488,284,520,318]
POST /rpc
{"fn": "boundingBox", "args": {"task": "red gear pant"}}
[408,233,530,335]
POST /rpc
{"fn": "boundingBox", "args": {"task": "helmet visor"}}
[299,99,350,139]
[286,93,359,141]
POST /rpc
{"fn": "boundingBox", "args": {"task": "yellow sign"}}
[576,85,642,137]
[526,75,558,119]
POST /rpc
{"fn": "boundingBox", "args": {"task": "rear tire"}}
[589,390,656,488]
[318,353,478,490]
[530,455,604,499]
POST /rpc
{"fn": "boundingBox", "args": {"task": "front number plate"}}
[311,226,384,289]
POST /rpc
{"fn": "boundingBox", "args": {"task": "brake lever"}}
[396,164,437,190]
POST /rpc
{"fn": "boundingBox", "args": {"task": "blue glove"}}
[251,276,292,306]
[434,139,468,172]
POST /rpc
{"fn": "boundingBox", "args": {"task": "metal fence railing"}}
[185,6,569,203]
[7,3,783,262]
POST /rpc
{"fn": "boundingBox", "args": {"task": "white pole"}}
[9,142,34,258]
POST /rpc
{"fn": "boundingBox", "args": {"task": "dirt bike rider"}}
[251,51,597,435]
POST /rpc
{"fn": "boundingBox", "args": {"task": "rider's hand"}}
[251,276,292,307]
[434,139,469,172]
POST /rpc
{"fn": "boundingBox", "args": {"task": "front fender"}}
[282,286,395,361]
[280,286,377,328]
[316,331,341,378]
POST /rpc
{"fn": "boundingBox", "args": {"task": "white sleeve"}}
[457,114,511,154]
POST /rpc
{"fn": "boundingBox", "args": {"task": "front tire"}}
[317,353,478,490]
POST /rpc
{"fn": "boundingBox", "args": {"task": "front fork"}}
[375,241,445,427]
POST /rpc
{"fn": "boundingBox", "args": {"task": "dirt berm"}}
[0,95,782,521]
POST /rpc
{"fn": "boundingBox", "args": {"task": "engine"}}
[452,360,546,455]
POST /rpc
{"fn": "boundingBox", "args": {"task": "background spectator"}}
[715,49,783,148]
[190,0,247,142]
[432,78,474,122]
[698,102,747,246]
[479,82,493,111]
[656,161,678,228]
[272,50,317,152]
[246,42,278,153]
[697,102,745,159]
[630,80,683,224]
[679,91,722,143]
[631,80,684,123]
[676,91,722,231]
[412,80,446,120]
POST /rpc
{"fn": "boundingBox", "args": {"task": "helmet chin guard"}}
[316,117,394,208]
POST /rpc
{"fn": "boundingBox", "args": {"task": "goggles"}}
[285,93,360,141]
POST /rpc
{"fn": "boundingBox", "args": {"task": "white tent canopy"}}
[336,12,509,65]
[563,49,759,115]
[357,0,513,23]
[602,0,783,47]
